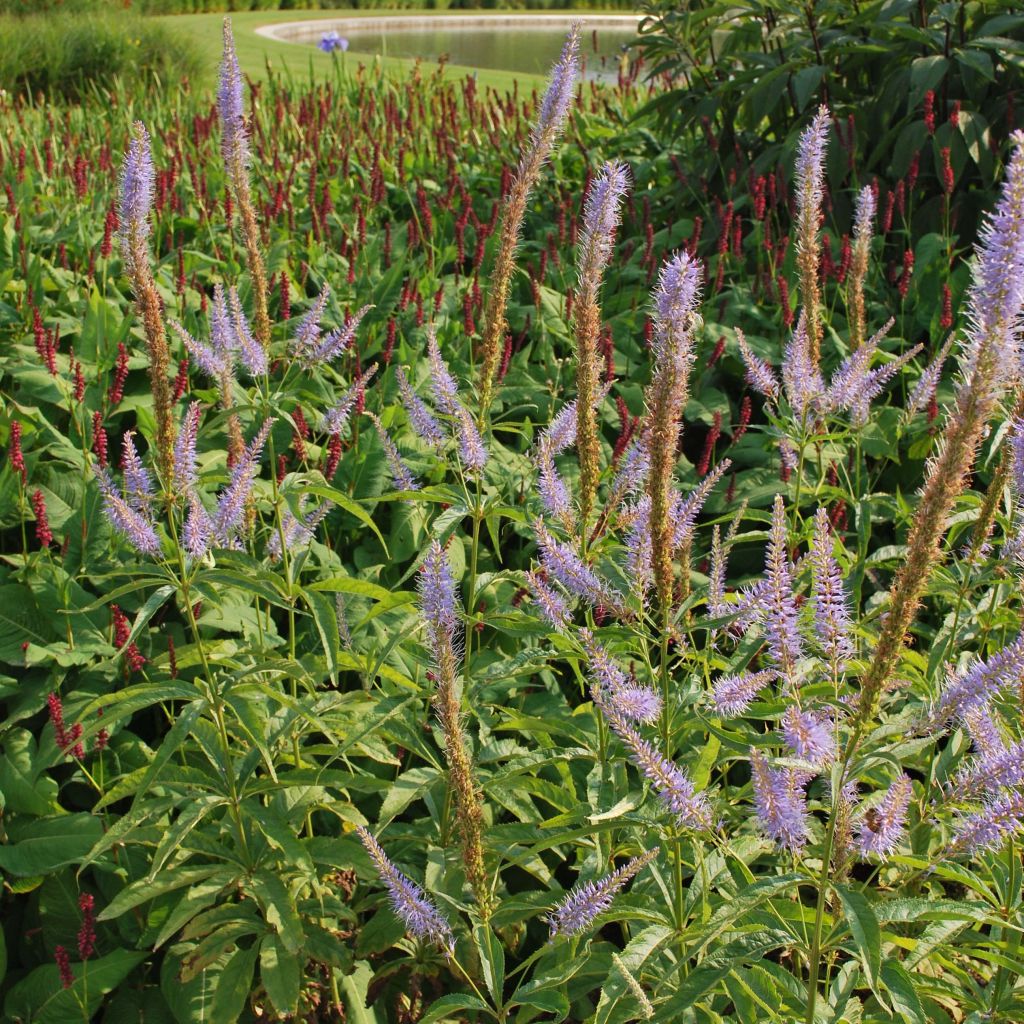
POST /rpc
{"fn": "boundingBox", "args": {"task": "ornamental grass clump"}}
[6,16,1024,1024]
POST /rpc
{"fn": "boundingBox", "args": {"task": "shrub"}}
[0,12,202,99]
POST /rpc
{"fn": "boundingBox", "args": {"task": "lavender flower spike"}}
[530,22,580,154]
[526,570,570,631]
[810,507,854,670]
[267,502,332,561]
[96,469,161,556]
[118,121,155,267]
[218,19,249,171]
[212,419,272,544]
[356,826,454,955]
[905,335,954,420]
[305,304,373,367]
[856,774,912,858]
[120,432,154,512]
[395,366,446,448]
[597,694,713,829]
[426,327,461,415]
[750,747,809,852]
[763,494,805,680]
[949,789,1024,856]
[782,313,825,416]
[548,848,657,940]
[183,496,214,561]
[931,631,1024,725]
[419,539,460,653]
[711,668,777,718]
[368,412,420,493]
[455,407,488,474]
[580,628,662,724]
[321,364,378,435]
[174,402,202,494]
[534,518,618,610]
[963,130,1024,391]
[227,287,268,376]
[735,329,780,401]
[781,706,834,767]
[579,161,630,284]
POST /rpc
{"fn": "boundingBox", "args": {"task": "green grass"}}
[155,9,591,91]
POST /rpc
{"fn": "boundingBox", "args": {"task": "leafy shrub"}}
[0,12,202,99]
[2,15,1024,1024]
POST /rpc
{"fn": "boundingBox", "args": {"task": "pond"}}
[257,15,641,81]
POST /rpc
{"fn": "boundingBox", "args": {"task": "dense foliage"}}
[1,14,1024,1024]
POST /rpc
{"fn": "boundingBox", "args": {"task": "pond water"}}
[259,16,641,81]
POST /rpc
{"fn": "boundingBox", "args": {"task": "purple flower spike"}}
[794,106,830,222]
[781,706,834,767]
[932,631,1024,725]
[120,432,154,512]
[750,748,809,852]
[711,668,777,718]
[267,501,332,561]
[218,19,249,170]
[548,849,657,940]
[119,122,154,253]
[736,329,780,401]
[597,694,713,829]
[420,540,460,654]
[395,367,446,448]
[307,305,373,366]
[183,495,214,561]
[531,23,580,152]
[526,570,570,631]
[782,314,825,416]
[356,826,454,955]
[174,402,202,494]
[292,288,331,361]
[96,469,161,556]
[963,131,1024,392]
[541,398,582,455]
[856,774,912,859]
[763,495,804,680]
[579,161,630,283]
[853,185,876,242]
[537,447,573,527]
[426,328,461,415]
[227,287,267,376]
[212,419,271,544]
[368,413,420,493]
[534,518,617,610]
[321,365,378,435]
[950,788,1024,856]
[810,508,854,670]
[652,251,701,366]
[455,408,488,474]
[580,628,661,724]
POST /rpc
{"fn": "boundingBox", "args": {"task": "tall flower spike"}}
[782,313,826,417]
[859,134,1024,724]
[856,774,912,858]
[356,826,454,955]
[580,628,661,724]
[905,335,955,420]
[418,540,490,917]
[227,287,268,376]
[810,508,854,672]
[548,849,657,940]
[793,105,830,364]
[395,366,446,448]
[930,631,1024,725]
[763,495,804,681]
[711,668,777,718]
[575,161,629,525]
[735,328,780,401]
[118,122,175,485]
[219,19,270,349]
[96,469,160,556]
[120,432,154,512]
[948,788,1024,856]
[321,365,378,435]
[781,706,834,766]
[477,23,580,413]
[118,121,154,269]
[537,443,574,531]
[173,402,202,494]
[368,412,420,493]
[534,518,619,610]
[597,693,713,829]
[848,184,876,351]
[646,252,701,622]
[212,419,271,545]
[267,501,332,561]
[526,570,570,630]
[750,747,810,851]
[426,328,461,415]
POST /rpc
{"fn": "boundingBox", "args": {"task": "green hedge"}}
[0,12,203,98]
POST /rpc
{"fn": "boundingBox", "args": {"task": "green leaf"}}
[209,944,258,1024]
[836,884,882,996]
[3,948,145,1024]
[247,871,304,955]
[0,813,103,875]
[260,934,301,1018]
[475,922,505,1006]
[418,993,490,1024]
[303,485,388,554]
[340,961,385,1024]
[881,961,925,1024]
